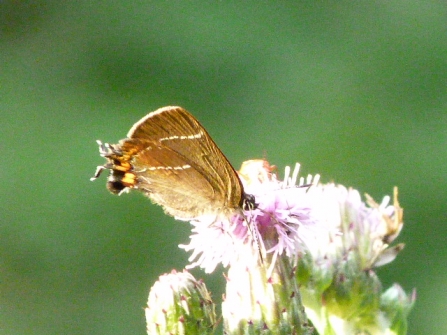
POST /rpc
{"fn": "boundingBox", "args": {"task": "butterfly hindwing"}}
[117,106,244,217]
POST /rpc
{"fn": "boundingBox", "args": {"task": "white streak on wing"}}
[147,164,191,171]
[159,131,203,142]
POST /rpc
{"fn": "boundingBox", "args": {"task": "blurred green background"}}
[1,1,446,334]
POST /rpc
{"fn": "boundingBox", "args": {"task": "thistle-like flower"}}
[179,160,320,275]
[145,270,216,335]
[150,160,414,335]
[297,184,415,335]
[180,160,321,334]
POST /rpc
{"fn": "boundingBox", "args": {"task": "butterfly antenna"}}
[242,194,266,266]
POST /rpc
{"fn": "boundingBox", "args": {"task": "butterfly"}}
[91,106,253,218]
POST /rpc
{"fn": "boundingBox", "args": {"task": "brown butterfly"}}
[91,106,252,218]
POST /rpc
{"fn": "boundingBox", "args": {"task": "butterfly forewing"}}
[120,106,244,217]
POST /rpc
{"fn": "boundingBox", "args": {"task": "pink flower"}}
[179,160,321,273]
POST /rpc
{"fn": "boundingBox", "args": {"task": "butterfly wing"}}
[121,106,243,218]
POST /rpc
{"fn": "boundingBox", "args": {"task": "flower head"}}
[145,270,216,335]
[179,160,321,273]
[296,183,413,335]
